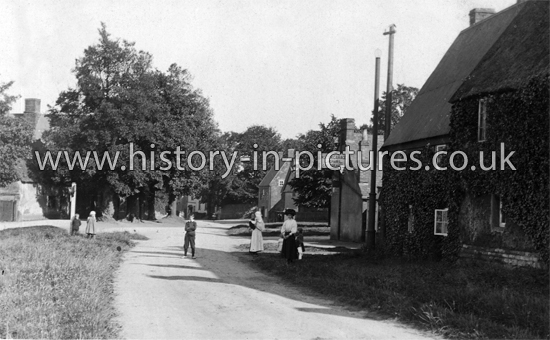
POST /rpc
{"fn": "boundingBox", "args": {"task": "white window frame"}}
[407,205,414,233]
[278,180,284,186]
[434,208,448,236]
[491,195,506,230]
[478,98,487,142]
[499,199,506,228]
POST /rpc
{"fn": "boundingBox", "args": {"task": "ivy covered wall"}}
[381,74,549,264]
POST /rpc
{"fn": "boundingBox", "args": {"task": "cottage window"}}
[478,98,487,142]
[278,180,284,186]
[407,205,414,233]
[491,195,506,230]
[434,209,448,236]
[435,144,447,167]
[500,200,506,228]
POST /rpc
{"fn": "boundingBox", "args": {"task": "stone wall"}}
[460,244,543,269]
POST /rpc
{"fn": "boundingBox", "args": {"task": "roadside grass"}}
[228,223,329,237]
[246,251,549,339]
[0,226,148,339]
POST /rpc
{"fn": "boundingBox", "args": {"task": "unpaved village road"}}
[113,220,439,340]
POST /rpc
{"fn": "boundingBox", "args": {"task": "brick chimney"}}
[24,98,41,113]
[23,98,41,126]
[469,8,496,26]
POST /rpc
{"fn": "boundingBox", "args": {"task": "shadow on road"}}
[135,245,386,322]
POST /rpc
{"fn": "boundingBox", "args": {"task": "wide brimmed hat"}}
[283,208,296,216]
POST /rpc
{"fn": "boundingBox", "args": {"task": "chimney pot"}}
[287,149,295,158]
[469,8,496,26]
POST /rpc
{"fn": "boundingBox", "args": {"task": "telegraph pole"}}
[366,49,381,252]
[379,24,396,246]
[383,24,396,139]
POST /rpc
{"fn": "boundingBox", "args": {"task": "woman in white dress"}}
[249,211,265,254]
[280,209,298,263]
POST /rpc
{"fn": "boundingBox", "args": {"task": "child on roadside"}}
[183,214,197,259]
[85,211,96,239]
[70,213,81,236]
[296,227,305,260]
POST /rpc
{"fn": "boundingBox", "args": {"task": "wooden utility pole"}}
[383,24,396,139]
[366,50,381,251]
[379,24,396,246]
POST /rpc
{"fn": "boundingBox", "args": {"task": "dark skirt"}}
[281,233,298,262]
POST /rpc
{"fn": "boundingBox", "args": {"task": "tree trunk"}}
[138,189,144,220]
[147,183,156,220]
[99,188,115,221]
[127,194,138,221]
[168,193,178,217]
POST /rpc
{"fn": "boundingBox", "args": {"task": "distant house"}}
[381,0,549,267]
[258,149,329,222]
[330,118,383,242]
[176,196,207,219]
[0,98,65,221]
[258,150,297,222]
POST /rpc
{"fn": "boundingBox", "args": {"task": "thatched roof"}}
[382,0,541,150]
[451,1,549,101]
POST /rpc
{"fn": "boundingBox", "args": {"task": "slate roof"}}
[382,1,533,150]
[258,167,278,187]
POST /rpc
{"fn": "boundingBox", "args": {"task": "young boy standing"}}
[70,214,81,236]
[183,214,197,259]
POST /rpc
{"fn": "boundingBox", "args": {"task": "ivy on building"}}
[381,74,549,264]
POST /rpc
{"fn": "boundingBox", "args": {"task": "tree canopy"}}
[38,24,218,218]
[369,84,419,135]
[288,115,339,208]
[223,125,283,204]
[0,78,32,187]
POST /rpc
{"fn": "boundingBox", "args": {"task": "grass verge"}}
[245,251,549,339]
[0,226,148,339]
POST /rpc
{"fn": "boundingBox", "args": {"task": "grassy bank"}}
[0,226,147,339]
[246,252,549,339]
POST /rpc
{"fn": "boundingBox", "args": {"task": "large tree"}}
[369,83,419,135]
[38,24,217,219]
[0,78,32,187]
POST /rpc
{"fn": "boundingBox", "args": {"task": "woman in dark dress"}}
[280,209,298,264]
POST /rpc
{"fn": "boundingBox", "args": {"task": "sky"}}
[1,0,516,140]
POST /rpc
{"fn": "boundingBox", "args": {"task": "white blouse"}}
[281,219,297,235]
[251,217,265,231]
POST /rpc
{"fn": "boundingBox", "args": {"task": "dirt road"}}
[113,220,438,339]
